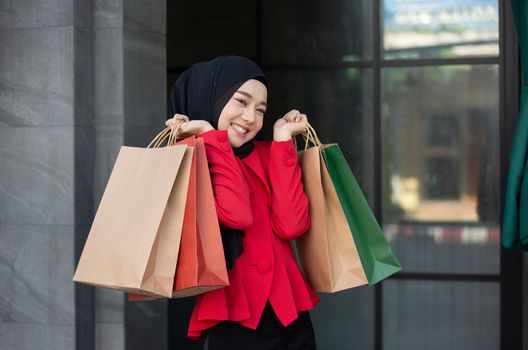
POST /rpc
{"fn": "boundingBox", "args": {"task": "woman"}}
[166,56,320,350]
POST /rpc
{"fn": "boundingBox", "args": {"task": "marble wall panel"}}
[0,127,74,225]
[123,30,166,128]
[96,322,124,350]
[94,0,123,28]
[74,223,95,350]
[11,0,73,28]
[0,1,12,29]
[74,0,94,29]
[125,300,167,350]
[4,27,74,127]
[75,126,95,225]
[74,27,95,127]
[94,28,124,125]
[124,0,165,34]
[93,126,123,204]
[95,289,124,324]
[94,290,124,350]
[0,322,74,350]
[0,224,75,324]
[124,126,162,148]
[0,29,13,123]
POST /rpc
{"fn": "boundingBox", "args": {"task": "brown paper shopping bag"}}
[296,146,368,292]
[73,128,193,297]
[129,136,229,300]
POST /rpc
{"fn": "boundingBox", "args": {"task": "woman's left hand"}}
[273,109,308,142]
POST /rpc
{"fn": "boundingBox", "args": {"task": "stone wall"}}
[0,1,166,349]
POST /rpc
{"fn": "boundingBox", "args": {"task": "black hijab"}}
[169,56,267,158]
[168,56,267,269]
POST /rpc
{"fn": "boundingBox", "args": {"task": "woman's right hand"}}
[165,114,215,138]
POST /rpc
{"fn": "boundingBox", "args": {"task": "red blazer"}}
[187,130,320,340]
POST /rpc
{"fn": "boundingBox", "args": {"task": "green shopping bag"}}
[321,144,402,285]
[299,121,402,285]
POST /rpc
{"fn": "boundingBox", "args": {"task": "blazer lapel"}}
[242,148,270,195]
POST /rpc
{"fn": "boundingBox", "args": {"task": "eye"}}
[235,98,247,106]
[256,108,266,115]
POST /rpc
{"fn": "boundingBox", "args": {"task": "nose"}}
[240,109,256,124]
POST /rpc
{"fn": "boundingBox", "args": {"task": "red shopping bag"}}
[130,137,229,300]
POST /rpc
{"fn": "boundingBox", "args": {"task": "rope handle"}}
[147,120,185,149]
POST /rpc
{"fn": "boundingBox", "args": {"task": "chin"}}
[229,140,245,148]
[228,134,255,148]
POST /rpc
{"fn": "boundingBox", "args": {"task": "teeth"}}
[232,123,248,134]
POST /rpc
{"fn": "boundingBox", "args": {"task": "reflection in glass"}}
[383,280,500,350]
[261,0,372,64]
[381,65,500,273]
[264,69,375,349]
[384,223,500,273]
[167,0,257,67]
[311,288,375,349]
[383,0,499,59]
[264,69,374,202]
[382,65,499,224]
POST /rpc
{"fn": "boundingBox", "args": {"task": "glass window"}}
[312,289,375,349]
[381,65,499,224]
[261,0,372,64]
[167,0,257,67]
[382,0,499,59]
[264,69,374,201]
[383,280,500,350]
[265,68,375,349]
[384,223,500,274]
[381,65,500,274]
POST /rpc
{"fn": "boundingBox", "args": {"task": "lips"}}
[230,123,249,136]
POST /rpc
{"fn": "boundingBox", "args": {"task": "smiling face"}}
[217,79,268,148]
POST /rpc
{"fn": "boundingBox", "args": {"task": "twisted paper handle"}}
[293,119,322,151]
[146,120,185,149]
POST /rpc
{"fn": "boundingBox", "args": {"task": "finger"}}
[284,109,297,117]
[286,109,298,115]
[166,119,177,128]
[178,121,187,131]
[291,121,308,133]
[173,114,189,122]
[291,125,307,137]
[292,112,306,123]
[284,110,300,122]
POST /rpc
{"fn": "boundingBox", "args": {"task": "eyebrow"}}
[235,90,268,107]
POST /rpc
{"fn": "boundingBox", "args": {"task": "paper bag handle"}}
[293,119,322,151]
[147,120,185,148]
